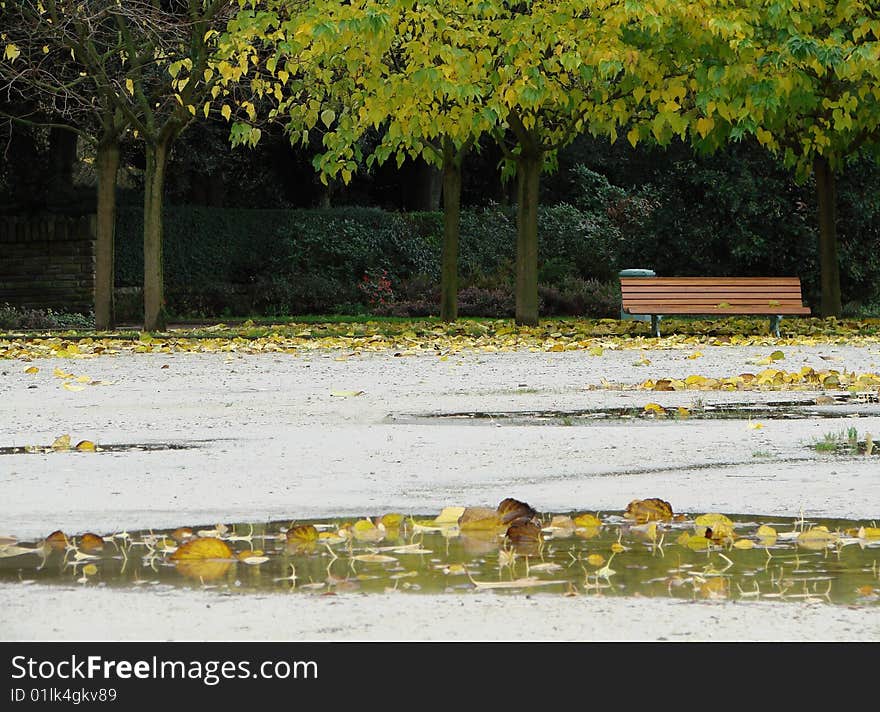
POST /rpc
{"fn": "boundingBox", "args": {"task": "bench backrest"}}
[620,276,809,314]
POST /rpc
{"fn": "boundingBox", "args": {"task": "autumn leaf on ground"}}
[75,440,97,452]
[62,383,86,392]
[24,366,39,374]
[330,390,364,397]
[51,434,71,451]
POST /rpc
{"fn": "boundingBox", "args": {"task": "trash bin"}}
[619,268,655,322]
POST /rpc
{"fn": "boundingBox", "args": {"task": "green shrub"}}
[0,303,94,330]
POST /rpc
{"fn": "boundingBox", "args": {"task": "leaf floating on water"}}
[44,530,68,550]
[75,440,97,452]
[169,537,233,561]
[352,518,384,542]
[544,515,576,536]
[78,533,104,552]
[857,527,880,540]
[51,434,71,451]
[496,497,537,526]
[695,513,736,542]
[733,539,754,549]
[797,527,839,550]
[286,524,319,553]
[586,554,605,567]
[458,507,505,532]
[574,513,602,528]
[0,545,41,558]
[378,513,404,531]
[82,564,98,576]
[469,575,564,590]
[623,498,674,523]
[351,554,397,564]
[433,507,465,525]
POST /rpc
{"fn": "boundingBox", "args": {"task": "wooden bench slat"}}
[617,276,810,335]
[621,277,803,283]
[625,306,811,315]
[622,285,804,293]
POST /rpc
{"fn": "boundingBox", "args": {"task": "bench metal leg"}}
[769,315,781,338]
[651,314,662,338]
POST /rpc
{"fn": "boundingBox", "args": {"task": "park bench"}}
[620,276,811,337]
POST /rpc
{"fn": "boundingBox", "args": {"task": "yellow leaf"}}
[797,527,839,550]
[53,367,73,379]
[352,518,384,541]
[747,421,764,430]
[75,440,96,452]
[51,434,71,451]
[588,346,604,356]
[125,78,134,95]
[330,390,364,397]
[458,507,505,532]
[433,507,465,524]
[82,564,98,576]
[733,539,754,549]
[676,407,690,418]
[644,402,665,414]
[75,375,90,383]
[221,104,231,121]
[4,43,21,62]
[627,127,640,148]
[63,382,86,392]
[170,537,233,560]
[857,527,880,539]
[573,513,602,528]
[586,554,605,566]
[351,553,397,564]
[25,366,39,374]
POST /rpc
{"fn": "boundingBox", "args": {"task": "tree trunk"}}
[143,139,170,332]
[440,140,463,322]
[94,140,119,330]
[814,156,842,318]
[515,151,542,326]
[416,159,443,211]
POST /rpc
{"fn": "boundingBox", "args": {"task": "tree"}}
[224,0,492,321]
[688,0,880,317]
[1,1,130,329]
[3,1,246,331]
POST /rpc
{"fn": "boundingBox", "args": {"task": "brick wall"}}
[0,214,95,313]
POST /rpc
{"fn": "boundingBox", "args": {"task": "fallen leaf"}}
[82,564,98,576]
[458,507,505,532]
[350,553,397,564]
[170,537,233,561]
[433,506,465,525]
[747,421,765,430]
[51,434,71,451]
[286,524,319,552]
[330,390,364,397]
[62,383,86,392]
[78,533,104,552]
[496,497,537,526]
[574,513,602,528]
[797,527,839,550]
[75,440,97,452]
[586,554,605,567]
[44,530,68,550]
[623,498,674,523]
[24,366,39,374]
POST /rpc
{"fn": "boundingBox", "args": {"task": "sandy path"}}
[1,344,878,641]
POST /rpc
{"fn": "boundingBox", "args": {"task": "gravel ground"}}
[1,343,878,641]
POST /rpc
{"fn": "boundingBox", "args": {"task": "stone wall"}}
[0,214,95,313]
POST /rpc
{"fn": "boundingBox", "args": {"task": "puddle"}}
[1,511,877,605]
[392,396,880,425]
